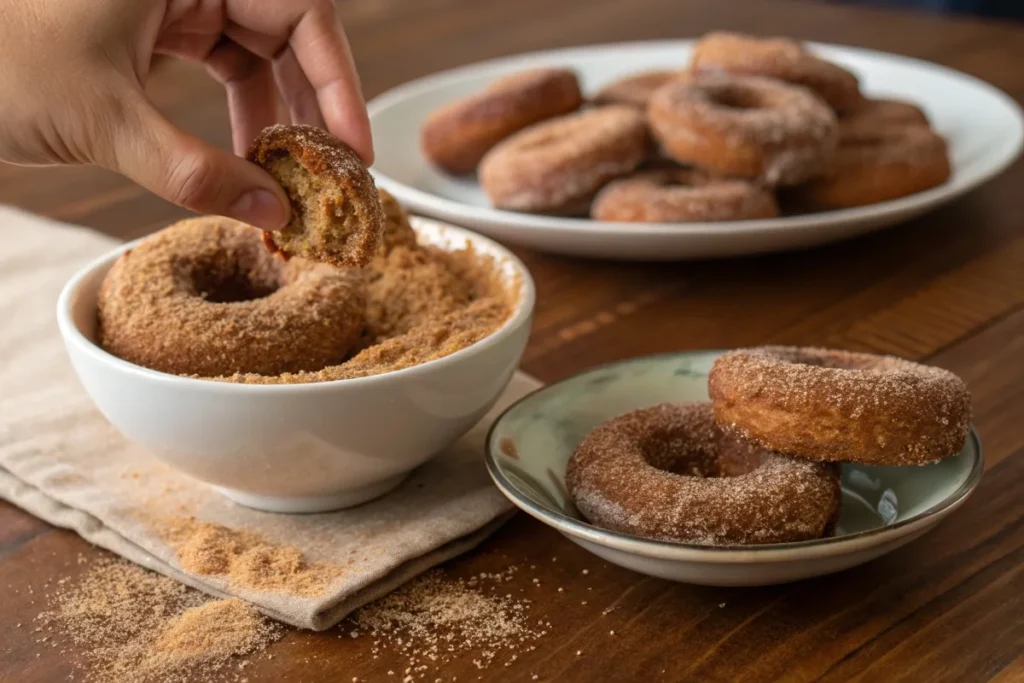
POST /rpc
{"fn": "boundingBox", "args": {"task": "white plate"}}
[369,40,1024,260]
[484,351,983,586]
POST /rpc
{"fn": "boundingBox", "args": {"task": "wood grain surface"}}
[2,0,1023,681]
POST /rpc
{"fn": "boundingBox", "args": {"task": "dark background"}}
[837,0,1024,19]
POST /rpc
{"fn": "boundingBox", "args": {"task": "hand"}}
[0,0,373,231]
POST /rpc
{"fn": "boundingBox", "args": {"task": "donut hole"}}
[193,269,280,303]
[708,86,764,111]
[640,429,762,478]
[187,244,286,304]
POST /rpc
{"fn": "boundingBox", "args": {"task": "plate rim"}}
[483,349,985,562]
[369,38,1024,239]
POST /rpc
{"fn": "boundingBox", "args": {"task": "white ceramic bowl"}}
[485,351,983,586]
[57,217,534,514]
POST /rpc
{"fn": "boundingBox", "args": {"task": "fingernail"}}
[228,188,289,231]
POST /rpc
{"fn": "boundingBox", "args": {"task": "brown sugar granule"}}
[37,558,282,683]
[162,516,343,598]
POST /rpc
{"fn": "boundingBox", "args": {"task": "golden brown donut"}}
[841,97,930,129]
[97,217,365,378]
[248,124,384,269]
[421,68,583,174]
[591,168,779,222]
[377,188,418,254]
[648,74,837,186]
[565,403,842,545]
[478,106,648,214]
[708,346,972,466]
[791,123,950,210]
[690,31,864,112]
[592,70,689,109]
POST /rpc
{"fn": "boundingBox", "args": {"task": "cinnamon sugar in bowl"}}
[57,217,533,513]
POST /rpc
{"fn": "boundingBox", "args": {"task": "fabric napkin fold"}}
[0,206,537,630]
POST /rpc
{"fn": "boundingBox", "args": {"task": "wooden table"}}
[2,0,1023,680]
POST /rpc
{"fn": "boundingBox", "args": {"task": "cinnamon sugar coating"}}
[248,124,384,268]
[566,403,841,545]
[421,68,583,174]
[648,73,838,186]
[708,346,971,466]
[479,106,649,214]
[591,168,779,222]
[97,217,365,377]
[592,70,690,109]
[690,32,864,112]
[841,98,930,129]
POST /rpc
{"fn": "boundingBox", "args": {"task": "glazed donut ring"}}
[248,124,384,269]
[591,169,780,222]
[690,32,864,112]
[792,124,950,210]
[708,346,971,466]
[421,68,583,174]
[565,403,841,545]
[648,74,837,186]
[592,70,689,109]
[841,98,930,129]
[479,106,649,214]
[97,217,365,378]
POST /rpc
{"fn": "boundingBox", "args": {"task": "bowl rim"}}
[56,216,535,393]
[484,350,985,562]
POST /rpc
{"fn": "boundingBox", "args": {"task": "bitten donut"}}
[708,346,971,466]
[248,124,384,269]
[593,70,688,109]
[565,403,841,545]
[841,98,930,129]
[421,68,583,174]
[97,217,365,378]
[791,124,950,210]
[648,74,837,186]
[591,168,780,222]
[479,106,649,214]
[690,32,864,112]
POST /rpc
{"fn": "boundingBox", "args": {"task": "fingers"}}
[272,47,328,131]
[102,91,290,231]
[224,0,373,163]
[205,38,280,155]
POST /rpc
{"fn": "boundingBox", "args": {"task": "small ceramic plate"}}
[369,40,1024,261]
[485,351,983,586]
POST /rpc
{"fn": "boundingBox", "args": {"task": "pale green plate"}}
[485,351,983,586]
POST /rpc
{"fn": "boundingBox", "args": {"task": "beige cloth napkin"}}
[0,206,538,630]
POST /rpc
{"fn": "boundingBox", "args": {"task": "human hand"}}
[0,0,372,231]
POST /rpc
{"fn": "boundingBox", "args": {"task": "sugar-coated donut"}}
[97,217,365,378]
[648,74,837,186]
[591,168,779,222]
[248,124,384,269]
[566,403,842,545]
[690,32,864,112]
[377,188,418,254]
[841,98,930,129]
[791,123,950,209]
[593,70,689,109]
[478,106,649,214]
[708,346,971,466]
[421,68,583,174]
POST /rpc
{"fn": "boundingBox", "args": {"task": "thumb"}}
[102,94,290,231]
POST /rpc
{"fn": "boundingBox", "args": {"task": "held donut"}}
[593,70,689,109]
[97,217,365,378]
[648,74,838,186]
[565,403,842,545]
[841,98,930,129]
[791,124,950,210]
[248,124,384,269]
[421,68,583,174]
[690,31,864,112]
[591,168,780,222]
[377,188,418,254]
[708,346,972,466]
[478,106,649,214]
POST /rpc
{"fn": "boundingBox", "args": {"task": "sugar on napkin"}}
[0,206,537,630]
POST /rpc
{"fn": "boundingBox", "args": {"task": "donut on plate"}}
[791,123,950,210]
[841,97,930,130]
[708,346,971,466]
[421,68,583,174]
[593,70,689,109]
[248,124,384,269]
[591,168,780,222]
[648,74,838,186]
[478,105,649,214]
[690,31,864,113]
[565,402,841,545]
[97,217,365,378]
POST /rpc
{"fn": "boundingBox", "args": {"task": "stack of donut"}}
[565,346,971,546]
[420,32,951,222]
